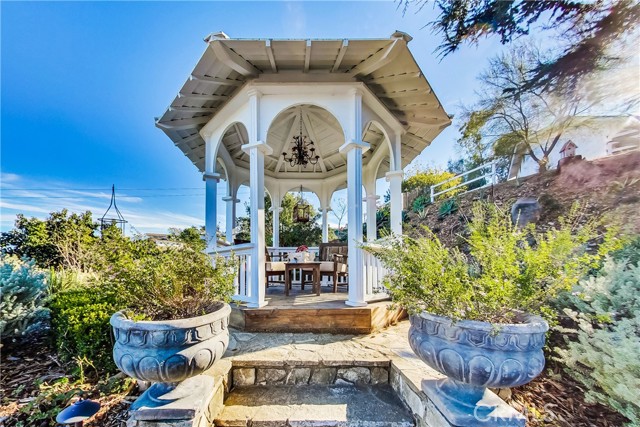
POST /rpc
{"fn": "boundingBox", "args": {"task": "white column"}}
[204,172,220,248]
[364,194,379,241]
[341,141,369,306]
[242,88,272,308]
[321,207,331,243]
[386,170,404,235]
[222,196,238,243]
[339,88,369,307]
[271,205,282,248]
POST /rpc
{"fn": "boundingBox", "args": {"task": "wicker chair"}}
[265,249,286,287]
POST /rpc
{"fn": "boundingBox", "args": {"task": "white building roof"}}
[156,31,451,172]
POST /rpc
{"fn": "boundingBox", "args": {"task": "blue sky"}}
[1,1,504,234]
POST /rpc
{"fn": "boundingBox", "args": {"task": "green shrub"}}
[107,247,237,321]
[13,374,134,427]
[556,255,640,425]
[49,286,122,374]
[438,198,459,219]
[16,377,84,427]
[365,203,613,323]
[610,235,640,266]
[0,256,49,338]
[402,169,464,194]
[47,268,98,294]
[411,194,431,213]
[0,210,99,270]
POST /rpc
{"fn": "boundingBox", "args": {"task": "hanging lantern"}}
[293,186,311,223]
[100,185,127,233]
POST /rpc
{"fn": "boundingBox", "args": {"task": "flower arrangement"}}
[296,245,309,253]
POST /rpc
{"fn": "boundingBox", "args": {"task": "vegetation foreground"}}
[0,203,638,426]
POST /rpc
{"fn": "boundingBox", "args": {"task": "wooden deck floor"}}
[263,285,350,308]
[230,285,405,334]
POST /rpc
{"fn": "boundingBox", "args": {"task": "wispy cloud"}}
[1,173,21,184]
[1,173,206,234]
[283,2,306,38]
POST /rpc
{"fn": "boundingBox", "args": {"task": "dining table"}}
[284,261,321,296]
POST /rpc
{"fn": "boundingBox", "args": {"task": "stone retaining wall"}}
[231,363,390,387]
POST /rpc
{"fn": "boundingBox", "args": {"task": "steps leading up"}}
[214,384,415,427]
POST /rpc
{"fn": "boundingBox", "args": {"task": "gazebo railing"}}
[212,243,254,303]
[363,245,388,298]
[212,243,388,302]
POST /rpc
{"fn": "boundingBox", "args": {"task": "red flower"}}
[296,245,308,252]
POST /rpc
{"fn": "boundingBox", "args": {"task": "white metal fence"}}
[607,139,640,156]
[430,161,497,203]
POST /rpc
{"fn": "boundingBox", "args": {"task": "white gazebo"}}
[156,31,450,308]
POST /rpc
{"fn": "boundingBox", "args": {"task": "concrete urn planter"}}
[409,312,548,426]
[110,302,231,385]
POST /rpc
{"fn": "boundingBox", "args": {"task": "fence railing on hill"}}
[429,161,497,203]
[606,139,640,156]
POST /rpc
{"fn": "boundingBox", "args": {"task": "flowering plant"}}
[296,245,308,253]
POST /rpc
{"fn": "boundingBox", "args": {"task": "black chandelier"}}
[282,111,320,168]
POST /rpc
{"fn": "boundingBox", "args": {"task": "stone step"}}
[214,384,415,427]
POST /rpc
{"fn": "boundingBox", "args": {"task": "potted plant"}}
[108,244,237,414]
[364,204,612,425]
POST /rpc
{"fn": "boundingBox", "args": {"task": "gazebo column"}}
[364,194,379,241]
[386,170,404,235]
[204,172,220,248]
[271,203,282,248]
[321,207,331,243]
[222,195,239,243]
[241,88,272,308]
[340,88,370,307]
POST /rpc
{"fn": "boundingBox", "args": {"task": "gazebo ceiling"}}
[156,31,451,172]
[218,104,389,179]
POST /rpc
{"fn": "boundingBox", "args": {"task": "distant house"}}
[508,116,640,179]
[145,233,183,248]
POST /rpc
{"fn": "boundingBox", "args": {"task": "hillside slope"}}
[404,152,640,248]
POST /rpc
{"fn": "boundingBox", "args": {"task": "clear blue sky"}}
[1,1,503,234]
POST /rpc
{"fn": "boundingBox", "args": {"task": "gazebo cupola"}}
[156,31,451,308]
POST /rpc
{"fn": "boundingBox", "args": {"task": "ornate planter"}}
[409,312,548,426]
[110,302,231,384]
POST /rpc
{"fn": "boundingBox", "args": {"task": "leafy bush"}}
[364,203,614,323]
[402,169,463,194]
[610,235,640,267]
[556,255,640,425]
[0,256,49,338]
[49,286,122,374]
[107,247,237,321]
[47,268,98,295]
[0,210,98,269]
[15,377,85,427]
[13,374,134,427]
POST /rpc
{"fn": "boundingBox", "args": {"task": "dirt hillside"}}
[404,152,640,248]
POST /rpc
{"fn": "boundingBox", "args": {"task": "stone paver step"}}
[214,384,415,427]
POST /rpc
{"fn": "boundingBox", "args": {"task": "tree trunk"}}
[537,156,550,172]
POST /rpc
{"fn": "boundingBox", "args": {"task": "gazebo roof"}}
[156,31,451,172]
